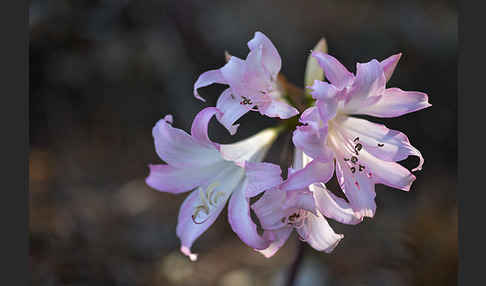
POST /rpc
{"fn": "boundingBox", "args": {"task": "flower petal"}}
[152,115,222,168]
[257,228,292,258]
[312,51,354,90]
[309,80,340,122]
[297,211,343,253]
[356,87,431,118]
[247,31,282,77]
[193,69,227,101]
[220,127,279,164]
[342,59,386,114]
[257,97,299,119]
[281,159,334,191]
[176,189,227,261]
[252,187,289,230]
[380,53,402,82]
[176,166,244,260]
[220,56,247,91]
[310,183,362,225]
[358,148,417,191]
[215,88,251,135]
[145,163,228,193]
[293,107,334,162]
[243,44,272,90]
[190,107,220,149]
[244,162,283,198]
[335,159,376,219]
[228,179,269,250]
[336,116,424,171]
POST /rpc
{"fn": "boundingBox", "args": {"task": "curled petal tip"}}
[194,91,206,102]
[180,246,198,262]
[163,114,173,124]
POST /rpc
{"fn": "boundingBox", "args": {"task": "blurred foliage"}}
[30,0,457,285]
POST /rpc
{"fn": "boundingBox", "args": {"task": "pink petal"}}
[310,183,362,225]
[244,162,283,198]
[296,211,343,253]
[380,53,402,82]
[309,80,340,122]
[193,69,227,101]
[309,80,339,101]
[335,160,377,219]
[280,159,334,191]
[215,88,251,135]
[257,228,292,258]
[257,97,299,119]
[358,148,416,192]
[152,115,222,168]
[312,51,354,89]
[242,44,271,90]
[145,163,227,193]
[176,188,229,261]
[220,56,247,92]
[337,116,424,171]
[190,107,221,149]
[247,31,282,77]
[252,187,289,230]
[293,124,334,162]
[228,179,270,250]
[357,87,431,118]
[342,59,386,114]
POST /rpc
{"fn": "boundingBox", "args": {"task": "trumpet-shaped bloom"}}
[293,52,431,219]
[193,31,299,135]
[146,107,283,261]
[252,149,362,258]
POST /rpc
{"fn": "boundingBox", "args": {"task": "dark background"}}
[29,0,457,285]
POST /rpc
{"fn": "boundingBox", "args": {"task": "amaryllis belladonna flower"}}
[252,149,362,257]
[193,31,299,135]
[293,52,431,219]
[145,107,283,261]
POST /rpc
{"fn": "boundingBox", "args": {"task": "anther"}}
[359,165,365,172]
[351,167,356,173]
[355,143,362,152]
[351,156,358,164]
[354,137,360,142]
[378,143,384,147]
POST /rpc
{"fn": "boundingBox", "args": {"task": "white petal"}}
[220,127,279,164]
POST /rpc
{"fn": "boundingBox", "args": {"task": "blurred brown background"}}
[29,0,457,285]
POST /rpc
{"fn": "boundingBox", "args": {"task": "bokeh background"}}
[29,0,457,285]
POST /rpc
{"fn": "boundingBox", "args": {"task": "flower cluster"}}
[146,32,430,260]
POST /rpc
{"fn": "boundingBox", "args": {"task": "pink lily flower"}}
[293,52,431,219]
[252,149,362,258]
[145,107,283,261]
[193,31,299,135]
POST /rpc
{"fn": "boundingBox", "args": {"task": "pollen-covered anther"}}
[240,96,253,105]
[283,209,308,229]
[351,156,358,164]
